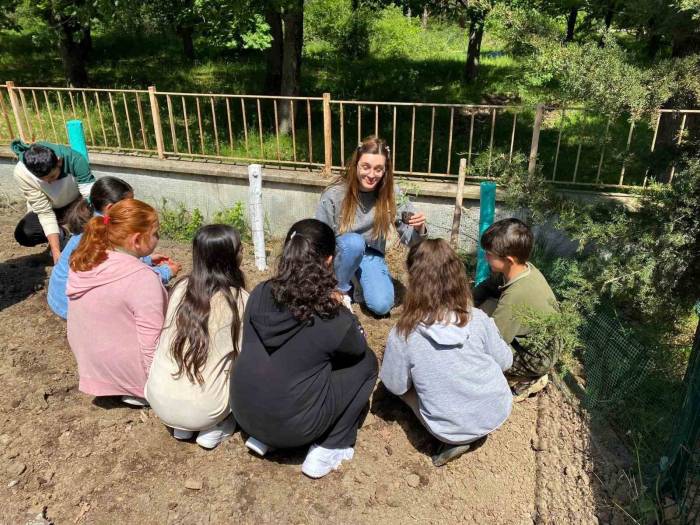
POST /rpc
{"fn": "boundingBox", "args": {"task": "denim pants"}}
[334,233,394,315]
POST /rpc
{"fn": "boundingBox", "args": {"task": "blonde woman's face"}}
[356,153,386,192]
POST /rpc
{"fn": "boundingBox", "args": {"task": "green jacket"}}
[11,139,93,184]
[473,263,558,346]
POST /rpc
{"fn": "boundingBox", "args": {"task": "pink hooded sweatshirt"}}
[66,250,167,398]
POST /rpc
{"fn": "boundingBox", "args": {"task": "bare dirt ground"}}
[0,206,630,524]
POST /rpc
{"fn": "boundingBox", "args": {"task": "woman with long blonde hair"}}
[380,239,513,467]
[315,136,427,315]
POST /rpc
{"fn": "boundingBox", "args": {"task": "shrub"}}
[213,202,251,241]
[158,199,204,242]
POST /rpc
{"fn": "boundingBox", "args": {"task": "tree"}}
[29,0,108,87]
[264,0,304,133]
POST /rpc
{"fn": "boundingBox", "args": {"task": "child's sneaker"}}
[195,417,236,449]
[341,293,353,312]
[301,444,354,479]
[512,374,549,403]
[431,442,471,467]
[121,395,149,407]
[245,436,275,456]
[173,428,194,440]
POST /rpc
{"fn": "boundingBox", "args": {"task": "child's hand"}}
[150,253,170,265]
[164,259,182,276]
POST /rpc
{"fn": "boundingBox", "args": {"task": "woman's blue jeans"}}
[334,233,394,315]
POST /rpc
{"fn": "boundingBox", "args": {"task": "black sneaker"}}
[431,442,471,467]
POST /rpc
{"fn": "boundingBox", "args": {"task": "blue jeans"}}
[334,233,394,315]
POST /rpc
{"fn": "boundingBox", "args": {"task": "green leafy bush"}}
[158,199,204,242]
[213,202,251,241]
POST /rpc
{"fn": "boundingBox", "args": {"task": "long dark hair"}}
[396,238,473,339]
[170,224,247,385]
[337,135,395,240]
[64,176,133,234]
[270,218,340,322]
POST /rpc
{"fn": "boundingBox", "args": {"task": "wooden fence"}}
[0,82,695,189]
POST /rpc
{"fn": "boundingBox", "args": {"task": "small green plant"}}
[158,199,204,242]
[213,202,251,241]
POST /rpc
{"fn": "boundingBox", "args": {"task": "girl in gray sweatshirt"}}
[380,239,513,465]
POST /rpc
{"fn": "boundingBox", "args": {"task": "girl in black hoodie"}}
[231,219,378,478]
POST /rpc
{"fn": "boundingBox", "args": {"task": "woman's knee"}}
[336,233,366,258]
[364,290,394,316]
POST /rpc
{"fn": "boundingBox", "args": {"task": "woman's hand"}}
[408,212,427,234]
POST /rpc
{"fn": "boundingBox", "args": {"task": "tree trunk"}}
[565,7,578,42]
[278,0,304,134]
[465,14,485,83]
[422,5,429,29]
[57,17,91,87]
[264,6,283,96]
[176,25,195,60]
[598,3,614,47]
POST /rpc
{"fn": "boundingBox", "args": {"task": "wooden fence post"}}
[528,103,545,176]
[0,84,15,140]
[322,92,332,175]
[6,81,27,142]
[450,158,467,248]
[148,86,165,159]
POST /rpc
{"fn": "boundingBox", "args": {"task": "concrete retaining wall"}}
[0,152,490,251]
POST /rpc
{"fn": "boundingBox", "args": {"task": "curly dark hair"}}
[270,218,340,322]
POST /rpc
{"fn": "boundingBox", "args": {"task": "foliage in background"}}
[500,152,700,331]
[213,201,251,241]
[158,199,204,242]
[159,200,251,242]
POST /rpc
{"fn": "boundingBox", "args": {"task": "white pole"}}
[248,164,267,271]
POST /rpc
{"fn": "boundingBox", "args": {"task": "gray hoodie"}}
[380,308,513,444]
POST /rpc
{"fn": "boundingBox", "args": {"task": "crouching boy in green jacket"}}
[11,139,95,263]
[473,218,559,401]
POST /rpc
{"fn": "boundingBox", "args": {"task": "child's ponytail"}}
[70,198,158,273]
[70,216,111,271]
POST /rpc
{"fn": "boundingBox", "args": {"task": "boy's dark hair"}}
[480,218,533,264]
[23,145,59,178]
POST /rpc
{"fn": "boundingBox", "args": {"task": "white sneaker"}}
[341,293,353,312]
[195,417,236,449]
[245,436,274,456]
[173,428,194,440]
[121,395,149,407]
[301,444,354,479]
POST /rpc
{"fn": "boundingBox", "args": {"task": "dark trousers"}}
[251,349,378,450]
[14,203,74,247]
[319,348,378,448]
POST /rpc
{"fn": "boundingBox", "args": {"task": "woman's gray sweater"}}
[315,183,423,254]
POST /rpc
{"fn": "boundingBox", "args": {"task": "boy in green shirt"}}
[11,140,95,263]
[473,218,559,401]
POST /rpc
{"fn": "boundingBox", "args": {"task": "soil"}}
[0,206,630,524]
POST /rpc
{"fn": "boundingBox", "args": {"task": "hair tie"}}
[290,231,297,239]
[103,215,110,225]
